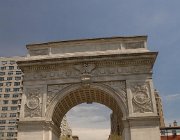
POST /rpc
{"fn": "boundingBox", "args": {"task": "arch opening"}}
[63,103,112,140]
[49,85,126,139]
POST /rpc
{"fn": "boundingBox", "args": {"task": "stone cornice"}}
[27,35,147,48]
[17,52,157,72]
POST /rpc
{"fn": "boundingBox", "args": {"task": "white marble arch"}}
[17,36,160,140]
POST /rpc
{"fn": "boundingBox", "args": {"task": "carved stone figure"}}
[74,63,96,75]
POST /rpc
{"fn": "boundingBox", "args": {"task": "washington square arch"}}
[17,36,160,140]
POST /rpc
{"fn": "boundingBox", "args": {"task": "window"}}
[6,82,11,86]
[2,61,7,65]
[10,113,16,117]
[9,66,14,70]
[0,83,3,87]
[0,120,6,124]
[12,94,18,98]
[5,88,11,92]
[11,107,17,110]
[0,94,1,98]
[1,113,7,118]
[0,72,5,76]
[0,132,4,137]
[8,71,13,75]
[14,82,20,86]
[0,126,5,130]
[0,77,4,81]
[2,107,8,111]
[12,100,18,104]
[3,100,8,104]
[16,71,22,75]
[9,120,16,124]
[13,88,20,92]
[0,88,2,92]
[7,77,13,80]
[10,61,16,65]
[8,126,16,130]
[4,94,10,98]
[1,66,6,70]
[7,132,16,137]
[15,77,21,80]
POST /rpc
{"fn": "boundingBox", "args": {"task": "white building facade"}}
[0,57,23,140]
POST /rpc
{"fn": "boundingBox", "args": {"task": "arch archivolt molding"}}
[45,81,128,121]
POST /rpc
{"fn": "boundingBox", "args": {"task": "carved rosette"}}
[25,88,42,117]
[47,84,70,107]
[131,83,153,113]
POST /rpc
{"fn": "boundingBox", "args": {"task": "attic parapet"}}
[26,36,149,57]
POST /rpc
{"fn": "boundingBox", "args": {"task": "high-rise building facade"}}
[0,57,76,140]
[0,57,23,140]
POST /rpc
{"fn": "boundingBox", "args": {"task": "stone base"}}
[18,120,60,140]
[129,116,160,140]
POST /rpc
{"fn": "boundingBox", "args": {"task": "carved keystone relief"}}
[25,88,42,117]
[130,82,153,113]
[47,84,70,107]
[74,63,96,83]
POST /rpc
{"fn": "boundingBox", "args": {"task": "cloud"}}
[72,128,110,140]
[162,93,180,102]
[66,103,112,129]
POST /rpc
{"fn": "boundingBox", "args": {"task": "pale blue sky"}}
[0,0,180,138]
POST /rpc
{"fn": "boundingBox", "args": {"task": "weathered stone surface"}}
[17,36,160,140]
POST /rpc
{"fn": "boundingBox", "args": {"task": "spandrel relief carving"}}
[47,84,70,107]
[104,81,126,94]
[131,82,153,113]
[25,88,42,117]
[103,81,127,105]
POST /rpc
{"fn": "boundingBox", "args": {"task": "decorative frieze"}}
[25,88,42,117]
[130,82,153,113]
[23,65,152,81]
[19,54,156,73]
